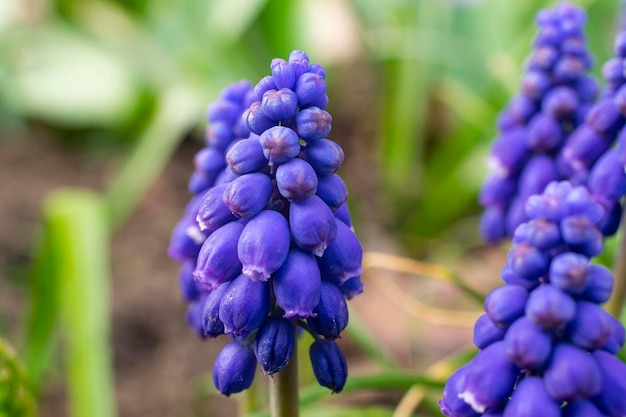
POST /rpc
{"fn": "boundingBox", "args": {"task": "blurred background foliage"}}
[0,0,624,416]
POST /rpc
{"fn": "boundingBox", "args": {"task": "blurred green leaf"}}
[0,339,38,417]
[45,189,116,417]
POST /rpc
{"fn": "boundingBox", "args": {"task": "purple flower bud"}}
[242,102,277,135]
[597,200,622,237]
[205,121,235,149]
[458,342,519,413]
[534,24,561,46]
[196,183,237,233]
[543,86,579,120]
[521,71,551,100]
[575,75,599,102]
[527,46,559,71]
[589,150,626,208]
[566,301,612,350]
[554,56,587,84]
[194,146,226,177]
[261,88,298,122]
[258,126,301,166]
[316,174,348,212]
[505,197,529,236]
[226,137,268,175]
[479,175,517,206]
[487,128,530,177]
[544,343,602,401]
[307,281,348,340]
[560,215,598,247]
[339,275,363,300]
[527,114,562,152]
[602,57,624,88]
[559,126,611,182]
[586,98,624,137]
[526,284,576,330]
[186,294,208,338]
[566,185,604,222]
[504,377,561,417]
[295,107,332,141]
[188,170,216,195]
[271,58,296,90]
[295,72,327,107]
[525,181,571,222]
[219,274,270,339]
[522,219,561,250]
[254,316,295,375]
[500,264,540,290]
[504,317,552,370]
[275,158,318,201]
[582,264,614,304]
[289,195,338,256]
[517,155,558,198]
[289,50,310,78]
[213,341,257,396]
[299,139,344,176]
[549,252,589,295]
[179,261,200,302]
[202,282,228,337]
[480,206,506,244]
[506,242,549,281]
[562,400,605,417]
[318,219,363,283]
[254,76,277,102]
[484,285,529,328]
[308,63,326,78]
[168,197,207,262]
[593,350,626,416]
[223,173,273,218]
[273,249,322,319]
[473,313,506,349]
[238,210,290,281]
[215,165,239,185]
[309,339,347,394]
[602,315,625,354]
[207,99,241,124]
[615,31,626,57]
[194,221,244,290]
[439,366,480,417]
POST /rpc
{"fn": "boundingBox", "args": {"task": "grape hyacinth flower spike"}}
[168,50,363,412]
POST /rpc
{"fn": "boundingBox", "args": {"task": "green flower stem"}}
[607,210,626,318]
[269,323,299,417]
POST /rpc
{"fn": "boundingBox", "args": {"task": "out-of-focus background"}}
[0,0,621,416]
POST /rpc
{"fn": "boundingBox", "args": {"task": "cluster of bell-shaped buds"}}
[440,181,626,416]
[480,2,599,243]
[168,50,364,397]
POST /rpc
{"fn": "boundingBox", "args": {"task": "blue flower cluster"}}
[441,181,626,417]
[480,2,598,243]
[168,50,363,397]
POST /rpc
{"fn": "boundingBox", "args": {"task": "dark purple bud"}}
[614,83,626,115]
[569,228,604,258]
[295,106,332,141]
[309,93,329,110]
[215,165,239,186]
[562,400,605,417]
[194,146,226,175]
[544,343,602,402]
[202,282,228,337]
[566,301,612,350]
[179,261,200,302]
[589,150,626,208]
[194,221,244,290]
[505,197,529,237]
[276,158,318,201]
[560,127,611,183]
[506,242,549,281]
[242,101,277,135]
[212,341,257,396]
[186,294,208,338]
[602,57,624,88]
[333,202,352,228]
[196,183,237,233]
[479,175,517,206]
[167,213,207,263]
[525,181,571,222]
[299,139,344,176]
[582,264,613,304]
[615,31,626,57]
[307,281,348,340]
[527,46,559,71]
[226,137,268,175]
[586,98,624,136]
[219,274,270,339]
[480,206,506,244]
[207,99,240,124]
[238,210,290,281]
[504,317,552,370]
[316,174,348,212]
[521,71,551,100]
[597,200,622,236]
[295,72,327,107]
[517,155,558,198]
[318,219,363,283]
[527,114,562,152]
[484,285,528,328]
[223,173,273,218]
[543,86,579,120]
[339,275,363,299]
[458,342,519,413]
[560,214,597,246]
[254,316,295,375]
[261,88,298,122]
[439,365,480,417]
[593,350,626,416]
[526,284,576,330]
[522,219,561,250]
[188,170,215,195]
[473,313,506,349]
[504,376,561,417]
[258,126,301,166]
[205,121,235,149]
[271,58,296,90]
[562,36,589,58]
[549,252,589,295]
[309,339,347,393]
[575,75,599,102]
[254,76,277,102]
[602,315,625,354]
[273,249,322,319]
[566,185,604,222]
[308,63,326,78]
[487,128,530,177]
[554,56,587,84]
[500,264,540,290]
[289,50,310,78]
[289,195,338,256]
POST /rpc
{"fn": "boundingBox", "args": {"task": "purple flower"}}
[525,283,576,330]
[261,88,298,122]
[317,219,364,283]
[196,183,237,233]
[254,316,295,375]
[289,195,338,256]
[316,174,348,212]
[299,138,344,176]
[309,339,347,394]
[592,349,626,416]
[213,341,257,396]
[194,221,244,290]
[202,283,229,338]
[473,313,506,349]
[275,158,318,201]
[549,252,589,294]
[258,126,301,166]
[222,172,274,218]
[218,274,270,339]
[543,343,602,401]
[503,317,552,370]
[307,281,349,340]
[484,285,529,328]
[273,249,322,320]
[270,58,296,90]
[566,301,613,350]
[439,366,480,417]
[226,137,268,175]
[503,377,560,417]
[295,107,332,141]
